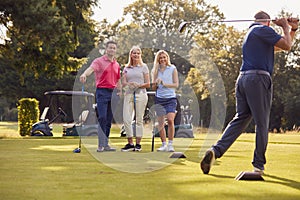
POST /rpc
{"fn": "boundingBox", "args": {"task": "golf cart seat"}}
[63,110,89,129]
[40,107,49,121]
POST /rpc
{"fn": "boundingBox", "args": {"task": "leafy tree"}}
[114,0,223,67]
[268,10,300,131]
[0,0,99,120]
[187,10,300,130]
[113,0,224,127]
[123,0,223,50]
[0,0,98,81]
[187,25,244,127]
[272,35,300,131]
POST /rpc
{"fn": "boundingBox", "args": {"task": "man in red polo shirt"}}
[80,41,121,152]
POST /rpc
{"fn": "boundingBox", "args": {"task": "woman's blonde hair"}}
[125,46,144,67]
[151,50,172,81]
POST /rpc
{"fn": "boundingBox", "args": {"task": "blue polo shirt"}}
[240,23,282,75]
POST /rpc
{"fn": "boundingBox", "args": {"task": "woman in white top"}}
[121,46,150,152]
[152,50,179,152]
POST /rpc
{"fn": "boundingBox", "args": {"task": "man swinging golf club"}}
[200,11,298,175]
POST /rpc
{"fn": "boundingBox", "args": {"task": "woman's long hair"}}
[151,50,171,81]
[125,46,144,67]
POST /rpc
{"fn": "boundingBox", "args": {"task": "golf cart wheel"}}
[31,130,49,136]
[175,131,193,138]
[120,129,126,137]
[87,131,98,137]
[120,125,126,137]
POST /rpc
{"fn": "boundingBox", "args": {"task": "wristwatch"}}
[291,28,298,32]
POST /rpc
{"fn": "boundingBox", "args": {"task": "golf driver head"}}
[73,148,81,153]
[178,21,190,33]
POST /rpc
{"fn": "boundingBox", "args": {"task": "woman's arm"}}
[139,73,150,89]
[162,68,179,88]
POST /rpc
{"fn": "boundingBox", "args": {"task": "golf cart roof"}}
[44,90,94,97]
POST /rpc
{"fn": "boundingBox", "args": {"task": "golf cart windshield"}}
[42,90,95,124]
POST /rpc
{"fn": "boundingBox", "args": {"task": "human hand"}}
[132,82,141,89]
[273,18,289,29]
[155,78,162,85]
[150,82,158,90]
[287,17,299,30]
[116,90,123,96]
[128,82,139,89]
[80,74,86,83]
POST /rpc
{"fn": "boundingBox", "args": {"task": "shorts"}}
[155,97,177,116]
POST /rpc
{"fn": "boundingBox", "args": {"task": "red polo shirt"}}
[91,55,121,89]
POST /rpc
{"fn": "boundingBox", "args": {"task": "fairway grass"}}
[0,130,299,199]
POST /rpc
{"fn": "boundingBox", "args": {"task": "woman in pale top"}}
[121,46,150,152]
[152,50,179,152]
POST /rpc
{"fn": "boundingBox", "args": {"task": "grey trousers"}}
[213,72,272,170]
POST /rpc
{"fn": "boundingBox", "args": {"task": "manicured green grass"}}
[0,121,64,138]
[0,121,121,138]
[0,122,299,199]
[0,121,20,138]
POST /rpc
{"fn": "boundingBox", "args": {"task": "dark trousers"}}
[213,72,272,170]
[96,88,119,147]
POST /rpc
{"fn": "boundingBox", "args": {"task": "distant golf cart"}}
[31,90,98,137]
[120,91,194,138]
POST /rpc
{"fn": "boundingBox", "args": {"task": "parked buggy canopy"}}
[43,90,96,123]
[44,90,94,97]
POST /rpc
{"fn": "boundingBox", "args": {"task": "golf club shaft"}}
[151,133,154,152]
[186,18,298,24]
[78,84,84,150]
[179,18,299,33]
[147,108,155,152]
[151,114,155,152]
[133,91,137,138]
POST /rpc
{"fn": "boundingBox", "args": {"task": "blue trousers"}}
[212,73,272,170]
[96,88,119,147]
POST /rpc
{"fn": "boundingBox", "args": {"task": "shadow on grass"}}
[208,173,236,179]
[171,157,188,166]
[264,174,300,191]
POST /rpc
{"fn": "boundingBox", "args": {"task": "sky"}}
[1,0,299,42]
[92,0,300,30]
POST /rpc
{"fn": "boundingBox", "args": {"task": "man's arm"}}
[116,79,122,96]
[80,67,94,83]
[274,17,298,51]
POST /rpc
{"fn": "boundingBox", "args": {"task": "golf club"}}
[178,18,299,33]
[73,84,85,153]
[143,106,155,152]
[133,91,137,151]
[150,108,155,152]
[73,138,81,153]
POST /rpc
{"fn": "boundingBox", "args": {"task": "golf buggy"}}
[31,90,98,137]
[120,91,194,138]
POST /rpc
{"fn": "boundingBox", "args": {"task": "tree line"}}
[0,0,299,131]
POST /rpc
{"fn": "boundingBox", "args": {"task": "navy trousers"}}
[213,72,272,170]
[96,88,119,148]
